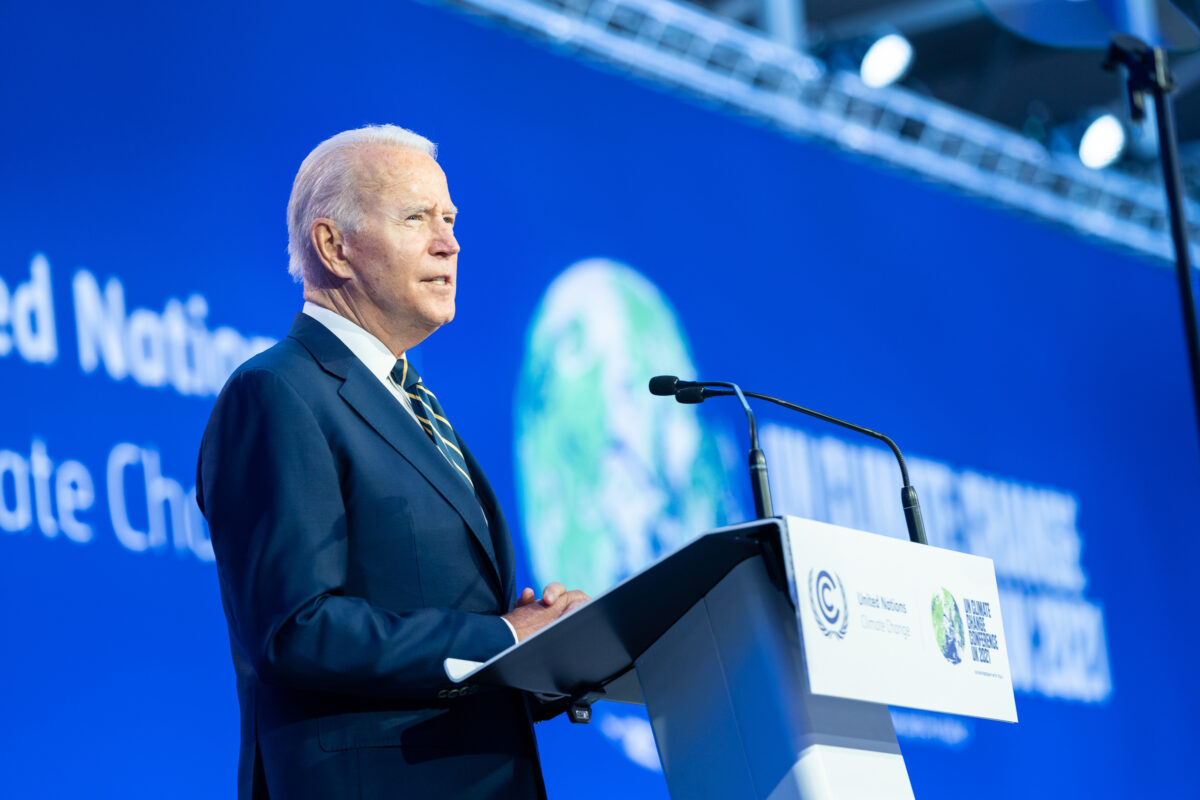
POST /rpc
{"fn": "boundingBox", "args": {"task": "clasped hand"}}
[501,582,589,641]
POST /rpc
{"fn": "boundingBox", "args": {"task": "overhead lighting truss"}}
[442,0,1200,264]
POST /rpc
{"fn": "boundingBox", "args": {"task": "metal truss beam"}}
[440,0,1200,264]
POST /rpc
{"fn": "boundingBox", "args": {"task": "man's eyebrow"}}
[392,204,458,216]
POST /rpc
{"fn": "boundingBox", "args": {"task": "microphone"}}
[658,380,929,546]
[648,375,773,519]
[649,375,694,396]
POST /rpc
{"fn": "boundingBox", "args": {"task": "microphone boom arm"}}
[705,383,773,519]
[698,388,928,545]
[666,378,773,518]
[702,390,910,485]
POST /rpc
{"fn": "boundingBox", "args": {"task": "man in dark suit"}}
[197,125,586,799]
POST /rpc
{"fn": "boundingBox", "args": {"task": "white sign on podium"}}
[782,516,1018,723]
[455,517,1017,799]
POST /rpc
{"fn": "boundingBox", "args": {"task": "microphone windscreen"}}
[675,386,707,404]
[648,375,680,396]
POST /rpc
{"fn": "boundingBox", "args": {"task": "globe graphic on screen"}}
[515,257,739,599]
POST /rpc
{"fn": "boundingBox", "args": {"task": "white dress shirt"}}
[302,302,421,422]
[301,302,519,649]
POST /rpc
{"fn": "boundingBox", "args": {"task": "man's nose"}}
[431,220,460,257]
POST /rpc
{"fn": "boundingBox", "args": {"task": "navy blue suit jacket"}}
[197,314,544,799]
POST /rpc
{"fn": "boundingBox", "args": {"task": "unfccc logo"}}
[808,569,849,639]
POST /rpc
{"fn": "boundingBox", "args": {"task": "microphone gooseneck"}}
[652,377,928,545]
[699,388,927,545]
[648,376,773,519]
[699,389,912,484]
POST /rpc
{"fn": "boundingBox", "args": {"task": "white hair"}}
[286,124,437,284]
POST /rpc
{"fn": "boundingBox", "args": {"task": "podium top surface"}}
[455,520,777,703]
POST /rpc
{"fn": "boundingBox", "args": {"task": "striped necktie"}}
[391,359,474,490]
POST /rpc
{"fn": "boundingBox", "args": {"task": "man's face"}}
[343,145,460,341]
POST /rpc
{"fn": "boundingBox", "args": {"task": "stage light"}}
[860,34,913,88]
[1078,113,1126,169]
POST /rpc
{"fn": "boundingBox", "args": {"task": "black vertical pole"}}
[1107,35,1200,452]
[1150,58,1200,450]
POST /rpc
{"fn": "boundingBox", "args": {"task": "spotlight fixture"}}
[1078,113,1127,169]
[860,34,913,88]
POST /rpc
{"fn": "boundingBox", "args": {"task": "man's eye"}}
[443,217,455,225]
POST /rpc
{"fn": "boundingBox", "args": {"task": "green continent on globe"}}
[931,588,965,662]
[932,592,945,648]
[515,259,739,596]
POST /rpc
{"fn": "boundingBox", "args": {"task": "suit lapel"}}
[462,442,516,608]
[287,315,503,593]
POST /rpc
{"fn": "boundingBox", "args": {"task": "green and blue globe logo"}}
[514,258,739,598]
[931,587,967,665]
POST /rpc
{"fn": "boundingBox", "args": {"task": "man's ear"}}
[311,218,355,281]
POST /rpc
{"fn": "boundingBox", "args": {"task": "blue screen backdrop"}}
[1,2,1198,797]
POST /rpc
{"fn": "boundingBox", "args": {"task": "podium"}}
[453,517,1017,799]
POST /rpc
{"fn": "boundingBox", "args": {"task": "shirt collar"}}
[302,301,405,382]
